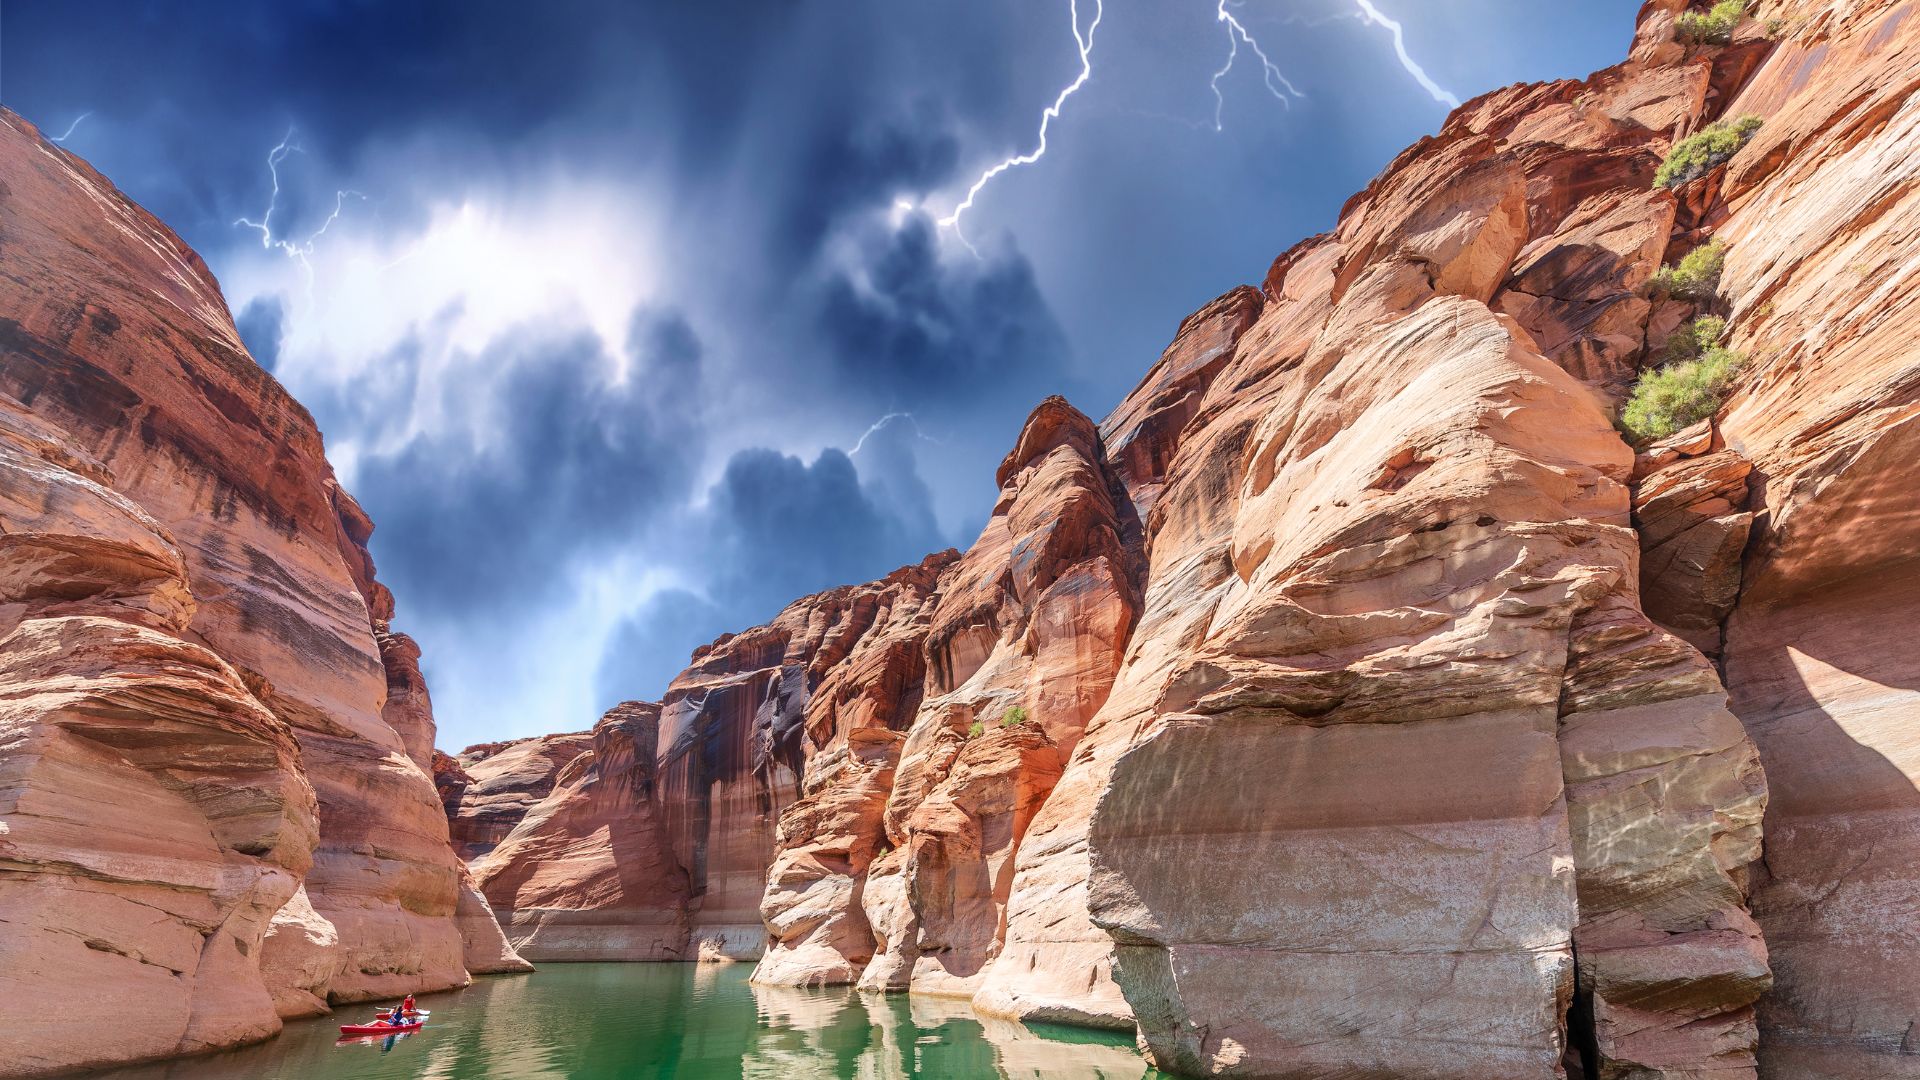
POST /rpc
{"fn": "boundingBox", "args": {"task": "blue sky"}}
[0,0,1641,748]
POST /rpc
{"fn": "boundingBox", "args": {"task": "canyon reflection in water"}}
[83,963,1163,1079]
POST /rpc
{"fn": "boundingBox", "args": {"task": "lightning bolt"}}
[849,411,942,456]
[234,127,363,302]
[1351,0,1461,109]
[1211,0,1305,132]
[49,112,92,144]
[938,0,1102,248]
[235,128,300,250]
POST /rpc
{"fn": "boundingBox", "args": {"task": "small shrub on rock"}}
[1000,705,1029,728]
[968,721,985,739]
[1656,115,1763,188]
[1663,314,1727,364]
[1624,321,1748,443]
[1648,239,1727,301]
[1675,0,1747,45]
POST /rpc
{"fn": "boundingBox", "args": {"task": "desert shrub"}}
[1656,115,1763,188]
[1000,705,1029,728]
[1648,239,1727,300]
[1663,314,1727,364]
[1622,344,1748,443]
[1675,0,1747,44]
[968,721,985,739]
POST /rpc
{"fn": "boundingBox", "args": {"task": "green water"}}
[86,964,1167,1079]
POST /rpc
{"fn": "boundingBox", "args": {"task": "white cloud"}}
[221,176,667,477]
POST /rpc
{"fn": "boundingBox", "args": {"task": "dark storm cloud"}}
[348,315,702,615]
[776,103,961,271]
[708,445,944,618]
[592,433,947,709]
[592,589,733,709]
[2,1,799,238]
[816,216,1068,406]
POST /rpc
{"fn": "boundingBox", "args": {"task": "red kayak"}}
[339,1021,422,1035]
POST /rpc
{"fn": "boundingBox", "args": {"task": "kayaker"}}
[402,994,417,1016]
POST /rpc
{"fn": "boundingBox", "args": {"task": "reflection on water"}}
[81,963,1165,1079]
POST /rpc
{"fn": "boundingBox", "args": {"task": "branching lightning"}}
[235,129,300,250]
[234,127,363,301]
[937,0,1102,248]
[49,112,92,144]
[1351,0,1461,109]
[1211,0,1305,132]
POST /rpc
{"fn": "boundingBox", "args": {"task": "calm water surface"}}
[88,963,1166,1079]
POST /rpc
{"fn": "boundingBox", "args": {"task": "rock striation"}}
[440,731,595,861]
[0,108,522,1076]
[472,701,690,961]
[1704,3,1920,1075]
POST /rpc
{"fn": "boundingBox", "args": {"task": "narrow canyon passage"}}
[4,1,1919,1078]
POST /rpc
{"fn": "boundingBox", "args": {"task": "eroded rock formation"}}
[1706,4,1920,1075]
[471,701,690,961]
[0,108,522,1077]
[440,731,595,861]
[472,3,1920,1076]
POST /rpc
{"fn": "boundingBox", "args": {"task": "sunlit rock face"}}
[1703,3,1920,1076]
[452,1,1920,1074]
[0,108,508,1077]
[657,554,958,963]
[441,731,595,861]
[471,701,691,961]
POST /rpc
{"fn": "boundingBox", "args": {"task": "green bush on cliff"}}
[1675,0,1747,45]
[1648,239,1727,300]
[1663,314,1727,364]
[968,721,985,739]
[1623,338,1748,444]
[1656,115,1763,188]
[1000,706,1029,728]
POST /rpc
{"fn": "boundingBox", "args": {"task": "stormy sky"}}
[0,0,1638,748]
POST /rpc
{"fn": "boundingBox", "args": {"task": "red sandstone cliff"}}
[438,731,595,861]
[0,109,524,1077]
[467,2,1920,1076]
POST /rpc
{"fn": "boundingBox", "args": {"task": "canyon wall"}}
[438,730,595,861]
[1708,3,1920,1075]
[0,109,522,1077]
[470,1,1920,1077]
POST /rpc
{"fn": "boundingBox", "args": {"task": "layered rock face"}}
[1701,4,1920,1075]
[466,1,1920,1076]
[0,109,518,1075]
[471,702,690,961]
[440,731,594,860]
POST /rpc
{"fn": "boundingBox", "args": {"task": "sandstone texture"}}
[441,730,594,861]
[472,701,691,961]
[1703,3,1920,1075]
[0,108,521,1076]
